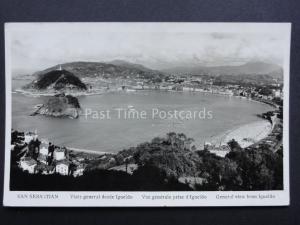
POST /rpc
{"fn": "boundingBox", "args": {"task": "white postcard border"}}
[3,22,291,207]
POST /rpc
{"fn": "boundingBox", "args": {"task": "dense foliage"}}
[33,69,87,90]
[124,133,283,191]
[10,165,191,191]
[10,132,283,191]
[33,61,166,82]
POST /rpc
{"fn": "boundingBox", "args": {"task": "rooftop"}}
[21,158,37,166]
[55,147,65,152]
[37,154,47,161]
[56,160,70,166]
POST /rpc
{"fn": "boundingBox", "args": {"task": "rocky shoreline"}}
[31,93,81,119]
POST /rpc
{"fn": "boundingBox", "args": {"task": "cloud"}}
[7,23,287,74]
[210,33,236,40]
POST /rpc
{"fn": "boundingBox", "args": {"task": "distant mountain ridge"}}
[108,59,153,71]
[162,61,283,79]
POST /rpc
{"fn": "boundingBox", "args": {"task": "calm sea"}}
[12,80,273,152]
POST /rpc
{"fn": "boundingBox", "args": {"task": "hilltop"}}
[26,69,87,91]
[32,61,165,81]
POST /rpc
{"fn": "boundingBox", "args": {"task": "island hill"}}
[20,60,283,97]
[22,67,85,118]
[20,61,167,96]
[32,93,81,119]
[21,61,166,119]
[32,60,165,80]
[24,66,87,92]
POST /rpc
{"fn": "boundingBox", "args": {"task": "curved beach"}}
[213,120,272,148]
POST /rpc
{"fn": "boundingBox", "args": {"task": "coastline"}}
[14,88,107,97]
[68,147,114,156]
[13,87,277,156]
[211,119,273,149]
[14,87,279,109]
[66,117,274,157]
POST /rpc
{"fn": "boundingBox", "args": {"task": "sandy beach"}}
[213,120,273,148]
[68,147,114,155]
[68,119,272,157]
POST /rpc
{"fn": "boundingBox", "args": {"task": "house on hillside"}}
[39,141,49,155]
[55,160,70,176]
[72,163,86,177]
[19,157,37,174]
[35,164,55,175]
[53,147,66,161]
[24,131,38,144]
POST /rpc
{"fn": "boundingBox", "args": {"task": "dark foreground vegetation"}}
[10,132,283,191]
[10,165,191,191]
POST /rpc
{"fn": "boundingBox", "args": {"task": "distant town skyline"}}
[6,23,288,75]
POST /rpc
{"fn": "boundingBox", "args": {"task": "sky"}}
[6,23,289,75]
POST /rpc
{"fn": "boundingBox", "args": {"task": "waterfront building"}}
[183,87,193,92]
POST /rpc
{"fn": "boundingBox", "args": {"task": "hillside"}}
[213,74,280,85]
[108,59,153,71]
[33,61,165,81]
[163,61,283,79]
[26,69,87,91]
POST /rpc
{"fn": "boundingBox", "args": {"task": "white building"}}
[195,88,204,92]
[132,85,143,90]
[204,141,213,149]
[56,160,69,176]
[24,131,38,144]
[273,90,282,98]
[160,85,172,90]
[53,147,66,161]
[39,142,49,155]
[183,87,193,92]
[19,157,37,174]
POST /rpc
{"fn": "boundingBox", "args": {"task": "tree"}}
[166,132,176,147]
[226,145,283,190]
[259,87,273,96]
[227,139,242,151]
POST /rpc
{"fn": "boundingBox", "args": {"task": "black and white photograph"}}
[3,23,290,206]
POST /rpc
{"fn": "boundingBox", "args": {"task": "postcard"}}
[3,22,291,206]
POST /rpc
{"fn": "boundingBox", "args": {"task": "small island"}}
[32,93,81,119]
